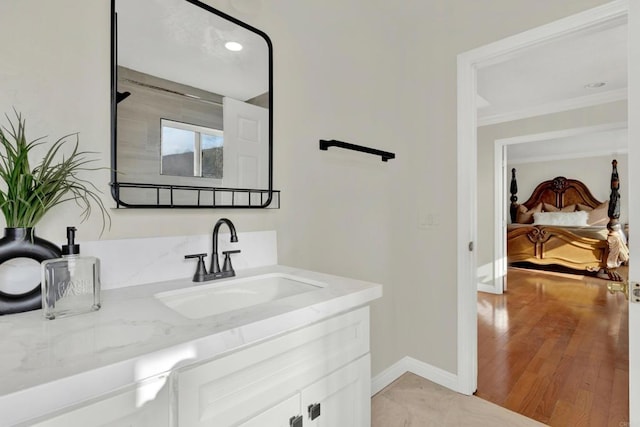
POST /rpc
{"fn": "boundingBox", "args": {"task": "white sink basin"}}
[155,273,325,319]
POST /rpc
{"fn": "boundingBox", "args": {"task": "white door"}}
[485,141,508,295]
[628,1,639,422]
[222,96,269,191]
[497,143,507,293]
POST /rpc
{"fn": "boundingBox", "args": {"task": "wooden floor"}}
[476,267,629,427]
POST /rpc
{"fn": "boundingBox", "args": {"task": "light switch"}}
[418,210,438,229]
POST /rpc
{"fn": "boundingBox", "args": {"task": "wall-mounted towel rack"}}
[319,139,395,162]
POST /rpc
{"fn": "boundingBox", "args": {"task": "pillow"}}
[586,201,609,226]
[576,204,593,212]
[542,203,576,212]
[533,211,589,226]
[516,203,542,224]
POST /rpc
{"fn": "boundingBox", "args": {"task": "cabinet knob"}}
[289,415,303,427]
[308,403,321,420]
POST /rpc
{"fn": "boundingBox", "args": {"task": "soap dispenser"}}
[41,227,101,319]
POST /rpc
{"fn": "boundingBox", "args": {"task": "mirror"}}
[110,0,274,208]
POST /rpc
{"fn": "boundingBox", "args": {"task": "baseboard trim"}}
[371,358,409,396]
[478,282,501,294]
[371,356,459,396]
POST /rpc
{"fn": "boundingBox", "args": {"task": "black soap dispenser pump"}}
[62,226,80,256]
[41,226,101,319]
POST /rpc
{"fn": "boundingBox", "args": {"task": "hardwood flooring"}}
[476,267,629,427]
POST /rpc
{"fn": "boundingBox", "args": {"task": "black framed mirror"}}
[110,0,275,208]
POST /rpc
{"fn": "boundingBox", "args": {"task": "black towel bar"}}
[319,139,395,162]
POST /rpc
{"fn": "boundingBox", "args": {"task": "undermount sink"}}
[154,273,325,319]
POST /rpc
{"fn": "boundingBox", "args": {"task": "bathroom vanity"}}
[0,265,382,426]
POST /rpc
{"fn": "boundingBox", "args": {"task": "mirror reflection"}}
[160,119,224,179]
[112,0,273,207]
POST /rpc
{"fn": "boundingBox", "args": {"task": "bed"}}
[507,160,628,281]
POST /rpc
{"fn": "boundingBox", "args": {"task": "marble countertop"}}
[0,264,382,425]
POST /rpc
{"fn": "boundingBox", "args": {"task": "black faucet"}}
[185,218,241,282]
[211,218,238,274]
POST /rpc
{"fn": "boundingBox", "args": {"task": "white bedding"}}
[533,211,588,226]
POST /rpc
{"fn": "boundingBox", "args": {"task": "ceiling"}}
[477,17,628,130]
[116,0,269,101]
[507,126,627,164]
[479,17,629,164]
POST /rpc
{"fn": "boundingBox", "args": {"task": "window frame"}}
[160,118,224,178]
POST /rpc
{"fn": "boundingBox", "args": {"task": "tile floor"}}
[372,372,547,426]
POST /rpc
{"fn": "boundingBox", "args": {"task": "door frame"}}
[455,0,631,408]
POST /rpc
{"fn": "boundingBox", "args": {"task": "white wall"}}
[0,0,613,379]
[250,0,615,375]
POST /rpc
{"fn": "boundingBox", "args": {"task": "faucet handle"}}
[222,250,241,274]
[185,253,208,282]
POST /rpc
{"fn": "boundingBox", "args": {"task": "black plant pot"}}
[0,228,62,315]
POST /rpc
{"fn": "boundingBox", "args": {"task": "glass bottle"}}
[41,227,101,319]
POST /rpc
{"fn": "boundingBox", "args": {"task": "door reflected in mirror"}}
[111,0,274,208]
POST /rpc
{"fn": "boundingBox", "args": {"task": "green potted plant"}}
[0,110,110,315]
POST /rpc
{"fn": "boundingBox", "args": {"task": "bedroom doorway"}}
[488,122,628,295]
[475,6,630,425]
[456,0,639,425]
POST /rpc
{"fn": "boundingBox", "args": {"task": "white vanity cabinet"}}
[20,375,171,427]
[175,307,371,427]
[18,306,371,427]
[240,355,370,427]
[0,264,382,427]
[298,355,370,427]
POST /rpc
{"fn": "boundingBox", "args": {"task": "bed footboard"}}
[507,225,608,272]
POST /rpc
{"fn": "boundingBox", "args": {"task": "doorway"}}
[485,123,628,295]
[476,29,630,421]
[455,0,638,424]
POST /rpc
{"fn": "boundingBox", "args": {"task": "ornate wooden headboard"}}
[509,160,620,226]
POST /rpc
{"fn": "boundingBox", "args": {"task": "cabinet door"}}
[176,307,369,427]
[20,375,170,427]
[301,354,371,427]
[239,394,301,427]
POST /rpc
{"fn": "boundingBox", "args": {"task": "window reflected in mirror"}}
[160,119,223,179]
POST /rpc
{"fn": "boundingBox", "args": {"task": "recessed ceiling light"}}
[584,81,607,89]
[225,41,243,52]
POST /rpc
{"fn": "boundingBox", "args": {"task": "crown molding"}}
[478,87,627,127]
[509,148,628,165]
